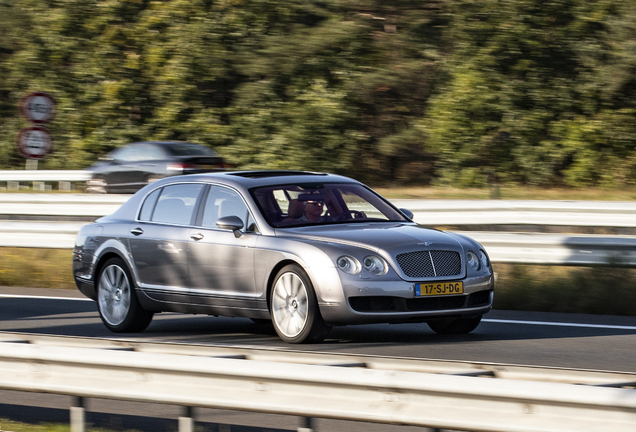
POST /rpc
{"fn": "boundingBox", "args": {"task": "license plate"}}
[415,282,463,296]
[198,164,221,170]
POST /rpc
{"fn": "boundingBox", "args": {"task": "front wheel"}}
[270,264,330,343]
[428,315,482,335]
[97,257,153,333]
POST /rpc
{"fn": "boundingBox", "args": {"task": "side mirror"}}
[216,215,244,237]
[399,208,414,220]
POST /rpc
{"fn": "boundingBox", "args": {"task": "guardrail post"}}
[178,406,194,432]
[70,396,85,432]
[298,416,315,432]
[59,181,71,191]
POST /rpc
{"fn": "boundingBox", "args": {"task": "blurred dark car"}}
[85,141,226,193]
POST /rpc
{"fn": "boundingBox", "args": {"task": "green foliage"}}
[1,0,636,187]
[494,263,636,316]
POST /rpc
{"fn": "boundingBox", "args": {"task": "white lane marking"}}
[0,295,634,330]
[484,318,636,331]
[0,294,92,301]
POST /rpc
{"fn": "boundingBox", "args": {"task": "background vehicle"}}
[73,171,494,343]
[85,141,225,193]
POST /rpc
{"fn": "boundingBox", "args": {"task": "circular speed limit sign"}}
[17,126,52,159]
[19,91,56,124]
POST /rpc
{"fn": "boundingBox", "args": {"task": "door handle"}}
[130,227,144,236]
[190,233,204,241]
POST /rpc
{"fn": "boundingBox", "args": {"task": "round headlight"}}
[337,256,360,275]
[466,250,480,271]
[363,255,388,276]
[479,250,489,269]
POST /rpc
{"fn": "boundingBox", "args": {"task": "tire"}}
[270,264,331,343]
[428,315,482,335]
[97,257,153,333]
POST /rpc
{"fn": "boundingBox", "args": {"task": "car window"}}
[251,183,407,228]
[111,145,145,162]
[201,186,250,229]
[139,188,161,221]
[151,184,204,225]
[164,143,219,157]
[142,144,168,161]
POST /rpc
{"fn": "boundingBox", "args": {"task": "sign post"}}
[17,91,56,171]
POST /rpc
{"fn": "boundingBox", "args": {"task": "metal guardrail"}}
[1,220,634,266]
[0,333,634,432]
[2,193,636,266]
[0,170,91,191]
[392,199,636,228]
[0,193,126,218]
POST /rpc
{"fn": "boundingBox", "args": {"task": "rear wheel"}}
[97,257,153,333]
[270,264,330,343]
[428,315,482,335]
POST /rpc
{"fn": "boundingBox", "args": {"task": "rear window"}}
[139,184,204,225]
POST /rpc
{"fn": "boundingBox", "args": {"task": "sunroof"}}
[228,171,328,178]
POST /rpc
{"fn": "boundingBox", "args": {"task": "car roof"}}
[106,170,363,223]
[165,170,360,188]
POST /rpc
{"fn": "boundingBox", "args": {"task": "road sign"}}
[16,126,52,159]
[19,91,56,124]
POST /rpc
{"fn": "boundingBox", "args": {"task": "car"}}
[73,171,494,343]
[84,141,226,194]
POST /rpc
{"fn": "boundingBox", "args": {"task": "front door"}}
[187,185,258,312]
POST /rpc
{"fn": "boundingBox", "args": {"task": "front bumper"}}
[318,274,494,325]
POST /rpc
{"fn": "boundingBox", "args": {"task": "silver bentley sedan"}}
[73,171,494,343]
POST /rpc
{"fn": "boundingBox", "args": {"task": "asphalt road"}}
[2,287,636,372]
[1,287,636,432]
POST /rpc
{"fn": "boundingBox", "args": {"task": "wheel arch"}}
[265,259,303,312]
[93,251,127,287]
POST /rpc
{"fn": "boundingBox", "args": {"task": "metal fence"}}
[0,334,634,432]
[0,170,91,191]
[2,192,636,266]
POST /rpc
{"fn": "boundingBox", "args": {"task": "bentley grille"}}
[396,250,462,278]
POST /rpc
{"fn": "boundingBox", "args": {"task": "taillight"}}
[167,163,196,172]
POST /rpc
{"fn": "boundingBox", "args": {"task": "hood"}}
[276,222,464,255]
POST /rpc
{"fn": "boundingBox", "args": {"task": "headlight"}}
[479,250,489,269]
[466,250,480,271]
[337,255,360,274]
[363,255,388,276]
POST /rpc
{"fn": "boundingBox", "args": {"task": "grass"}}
[493,264,636,316]
[0,419,140,432]
[0,248,75,289]
[1,248,635,317]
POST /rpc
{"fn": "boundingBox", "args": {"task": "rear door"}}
[128,183,205,303]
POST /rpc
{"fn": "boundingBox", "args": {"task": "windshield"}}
[251,183,407,228]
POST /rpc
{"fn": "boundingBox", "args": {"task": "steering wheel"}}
[334,210,365,221]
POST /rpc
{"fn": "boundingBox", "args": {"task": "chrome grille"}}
[396,250,462,278]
